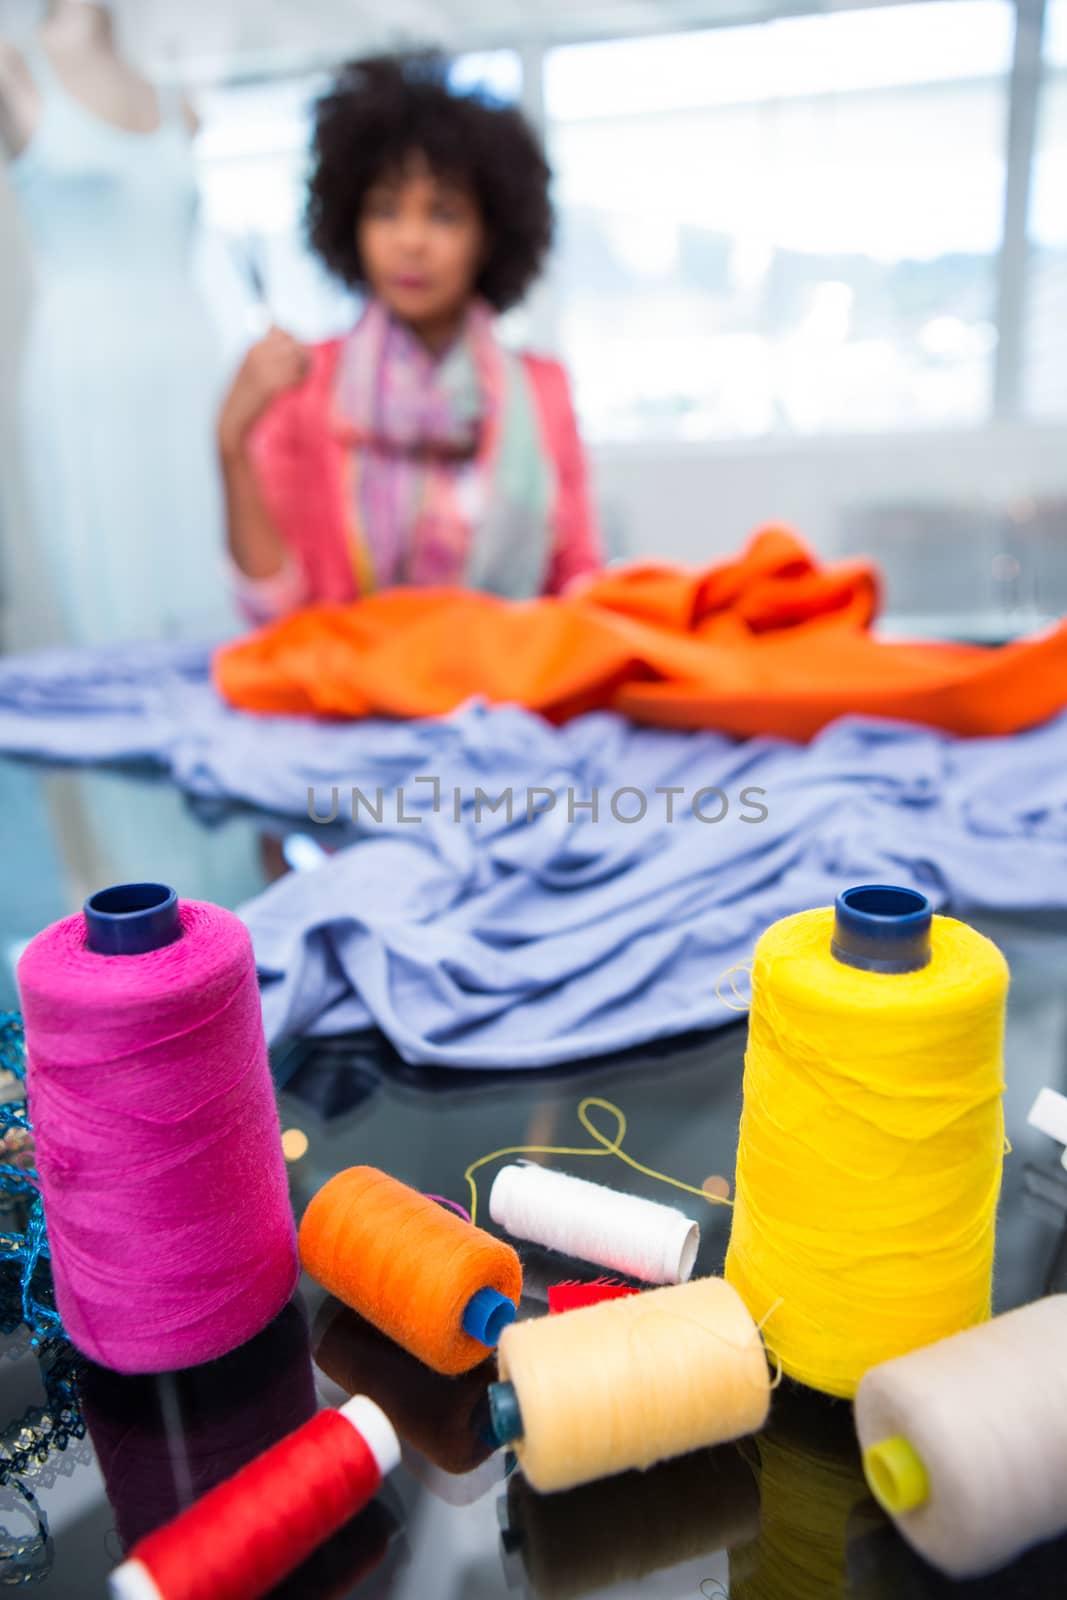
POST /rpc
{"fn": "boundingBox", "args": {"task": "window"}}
[546,3,1015,441]
[1024,0,1067,416]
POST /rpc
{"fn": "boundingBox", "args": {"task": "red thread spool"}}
[547,1279,640,1314]
[108,1398,399,1600]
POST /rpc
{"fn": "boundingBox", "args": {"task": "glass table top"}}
[1,755,1066,1599]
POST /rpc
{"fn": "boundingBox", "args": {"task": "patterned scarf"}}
[330,298,554,597]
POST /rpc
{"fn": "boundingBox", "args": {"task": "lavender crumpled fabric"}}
[236,704,1067,1065]
[1,639,1065,1067]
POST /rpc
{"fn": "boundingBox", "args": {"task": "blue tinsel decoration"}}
[0,1011,62,1342]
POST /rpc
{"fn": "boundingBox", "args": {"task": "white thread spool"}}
[854,1296,1067,1579]
[489,1163,700,1285]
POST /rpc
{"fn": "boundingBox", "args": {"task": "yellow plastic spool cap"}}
[863,1436,930,1516]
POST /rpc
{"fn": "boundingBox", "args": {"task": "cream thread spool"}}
[489,1163,700,1285]
[855,1295,1067,1579]
[488,1276,771,1493]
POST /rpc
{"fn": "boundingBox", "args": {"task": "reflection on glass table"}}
[0,757,1066,1596]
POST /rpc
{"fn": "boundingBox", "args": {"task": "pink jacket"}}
[241,340,603,619]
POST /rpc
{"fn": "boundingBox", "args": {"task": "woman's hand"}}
[218,328,311,459]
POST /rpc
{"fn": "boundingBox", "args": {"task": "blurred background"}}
[1,0,1066,643]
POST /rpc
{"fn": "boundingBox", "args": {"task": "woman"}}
[219,52,603,624]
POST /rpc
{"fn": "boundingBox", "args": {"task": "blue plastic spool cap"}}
[83,882,181,956]
[462,1286,516,1348]
[488,1380,523,1447]
[831,884,933,975]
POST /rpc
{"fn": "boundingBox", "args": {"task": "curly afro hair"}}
[306,52,553,313]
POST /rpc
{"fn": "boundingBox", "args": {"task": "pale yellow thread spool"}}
[725,890,1008,1399]
[489,1276,771,1493]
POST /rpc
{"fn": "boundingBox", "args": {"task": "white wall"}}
[592,424,1067,564]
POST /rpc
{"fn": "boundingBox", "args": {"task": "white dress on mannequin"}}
[7,37,236,645]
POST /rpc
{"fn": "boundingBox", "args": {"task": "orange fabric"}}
[298,1166,522,1376]
[215,527,1067,740]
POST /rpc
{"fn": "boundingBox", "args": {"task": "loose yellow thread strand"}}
[756,1298,784,1335]
[716,962,753,1013]
[755,1299,786,1390]
[464,1096,734,1228]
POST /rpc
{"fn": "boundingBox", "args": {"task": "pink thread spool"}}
[17,883,298,1373]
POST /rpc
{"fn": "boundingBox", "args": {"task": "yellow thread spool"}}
[725,886,1008,1399]
[492,1276,771,1493]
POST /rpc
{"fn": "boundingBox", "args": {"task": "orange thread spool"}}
[299,1167,522,1375]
